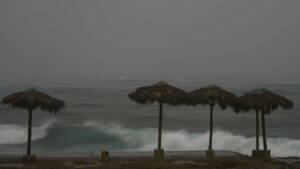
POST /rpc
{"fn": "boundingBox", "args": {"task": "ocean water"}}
[0,78,299,157]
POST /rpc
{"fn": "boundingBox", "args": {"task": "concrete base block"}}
[206,150,215,159]
[252,150,271,159]
[100,151,110,162]
[154,149,164,161]
[22,155,36,164]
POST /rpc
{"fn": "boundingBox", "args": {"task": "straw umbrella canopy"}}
[1,89,65,155]
[128,82,187,150]
[237,88,293,151]
[188,85,238,151]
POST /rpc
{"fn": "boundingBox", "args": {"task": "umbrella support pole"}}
[206,104,215,159]
[154,103,164,161]
[253,112,270,159]
[208,104,214,151]
[261,112,268,150]
[157,103,163,150]
[27,110,33,156]
[23,110,36,164]
[256,111,260,150]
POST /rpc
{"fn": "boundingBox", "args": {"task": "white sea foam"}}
[0,119,55,145]
[84,121,300,157]
[1,120,299,157]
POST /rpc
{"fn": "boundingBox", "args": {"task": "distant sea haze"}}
[0,78,299,156]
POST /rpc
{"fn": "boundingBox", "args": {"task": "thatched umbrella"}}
[128,82,187,150]
[1,89,65,155]
[188,85,238,152]
[237,88,293,151]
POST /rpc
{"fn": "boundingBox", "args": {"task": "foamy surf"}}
[0,119,55,145]
[0,120,299,157]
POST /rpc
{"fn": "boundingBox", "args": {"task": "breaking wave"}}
[0,119,55,145]
[0,120,299,157]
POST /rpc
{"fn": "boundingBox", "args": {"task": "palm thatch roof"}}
[236,88,294,114]
[1,89,65,113]
[188,85,238,109]
[128,82,187,106]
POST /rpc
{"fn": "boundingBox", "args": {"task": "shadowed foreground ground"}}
[0,156,300,169]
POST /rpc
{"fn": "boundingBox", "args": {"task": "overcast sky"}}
[0,0,299,80]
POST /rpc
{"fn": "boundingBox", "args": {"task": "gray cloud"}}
[0,0,300,79]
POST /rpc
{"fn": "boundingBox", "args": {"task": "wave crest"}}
[84,121,300,157]
[0,120,299,157]
[0,119,55,145]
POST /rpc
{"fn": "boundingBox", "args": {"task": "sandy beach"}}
[0,153,300,169]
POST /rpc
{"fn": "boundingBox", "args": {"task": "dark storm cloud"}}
[0,0,299,79]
